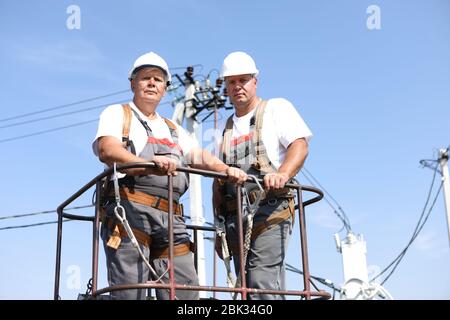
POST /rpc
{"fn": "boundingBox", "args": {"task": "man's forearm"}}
[278,138,309,179]
[98,136,157,175]
[188,148,229,173]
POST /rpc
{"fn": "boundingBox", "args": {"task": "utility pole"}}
[172,67,207,298]
[438,148,450,246]
[171,67,229,298]
[335,232,393,299]
[335,232,369,299]
[421,147,450,247]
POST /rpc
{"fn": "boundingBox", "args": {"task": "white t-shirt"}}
[217,98,312,169]
[92,101,198,157]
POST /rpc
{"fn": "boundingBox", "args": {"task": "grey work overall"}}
[221,102,294,300]
[101,107,199,300]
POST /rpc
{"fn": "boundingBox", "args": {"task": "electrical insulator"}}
[194,80,201,91]
[184,66,194,85]
[215,78,223,89]
[334,233,341,252]
[185,66,194,77]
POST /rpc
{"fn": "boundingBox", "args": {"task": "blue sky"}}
[0,0,449,300]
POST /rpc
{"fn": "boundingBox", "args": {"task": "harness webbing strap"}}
[105,217,152,249]
[252,99,277,173]
[163,118,177,131]
[105,217,194,258]
[150,242,195,259]
[250,199,295,241]
[121,104,179,152]
[221,116,234,163]
[121,104,132,144]
[221,99,276,174]
[108,187,183,215]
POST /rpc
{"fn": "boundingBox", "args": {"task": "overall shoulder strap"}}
[163,118,178,140]
[121,104,132,143]
[254,99,268,137]
[163,117,177,131]
[252,99,277,173]
[126,106,153,136]
[221,115,234,163]
[121,104,137,155]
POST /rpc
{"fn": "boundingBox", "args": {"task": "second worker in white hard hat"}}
[213,51,312,300]
[93,51,247,300]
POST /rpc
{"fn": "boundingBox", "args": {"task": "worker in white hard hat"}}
[213,51,313,300]
[92,52,247,300]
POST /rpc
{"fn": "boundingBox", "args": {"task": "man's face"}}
[131,67,166,104]
[225,74,257,106]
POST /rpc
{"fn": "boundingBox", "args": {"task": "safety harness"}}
[214,99,296,298]
[216,99,294,237]
[102,104,193,259]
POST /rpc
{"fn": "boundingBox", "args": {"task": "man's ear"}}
[130,79,135,93]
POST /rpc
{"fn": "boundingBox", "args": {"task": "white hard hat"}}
[128,51,171,85]
[221,51,259,78]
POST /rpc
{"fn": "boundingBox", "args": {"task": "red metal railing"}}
[53,162,330,300]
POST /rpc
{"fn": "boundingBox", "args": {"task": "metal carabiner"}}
[112,162,121,206]
[112,162,127,224]
[246,174,265,215]
[113,204,126,223]
[240,187,251,219]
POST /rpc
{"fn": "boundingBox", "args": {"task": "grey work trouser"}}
[101,200,199,300]
[225,198,293,300]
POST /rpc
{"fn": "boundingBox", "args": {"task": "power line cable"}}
[170,64,203,71]
[302,167,352,231]
[371,164,439,282]
[300,169,351,232]
[0,119,98,144]
[0,98,173,144]
[0,204,94,221]
[0,89,130,123]
[0,65,206,124]
[0,100,130,129]
[300,169,348,229]
[370,162,443,285]
[285,263,340,299]
[379,182,443,286]
[0,219,73,231]
[207,68,221,79]
[0,205,94,231]
[0,100,171,130]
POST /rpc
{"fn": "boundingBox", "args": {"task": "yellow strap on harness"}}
[121,104,132,147]
[104,216,194,258]
[250,199,295,241]
[221,99,277,173]
[121,103,178,146]
[108,187,183,215]
[150,242,196,259]
[105,217,152,249]
[252,99,277,174]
